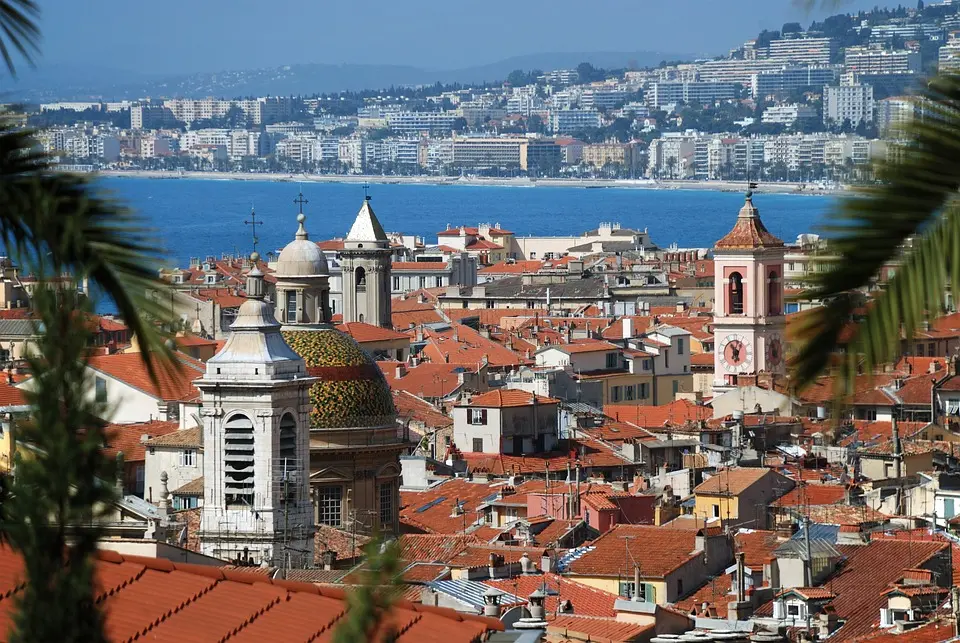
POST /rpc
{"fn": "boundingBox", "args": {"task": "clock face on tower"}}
[767,336,783,367]
[718,334,753,372]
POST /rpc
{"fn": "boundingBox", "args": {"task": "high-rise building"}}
[843,47,922,75]
[766,37,838,65]
[876,96,917,137]
[823,84,875,126]
[550,109,602,134]
[750,66,840,98]
[646,82,738,109]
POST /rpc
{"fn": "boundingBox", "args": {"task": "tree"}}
[792,74,960,394]
[333,535,402,643]
[0,2,173,640]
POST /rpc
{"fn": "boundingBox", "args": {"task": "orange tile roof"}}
[392,390,452,429]
[547,616,654,643]
[87,353,204,402]
[0,548,502,643]
[851,619,957,643]
[459,439,629,474]
[316,239,345,250]
[599,316,653,340]
[438,226,513,236]
[714,197,784,250]
[398,534,481,563]
[392,309,444,329]
[462,389,558,408]
[0,380,26,406]
[193,288,247,308]
[464,238,503,250]
[555,340,619,354]
[336,322,409,343]
[478,261,545,275]
[772,483,847,507]
[694,467,789,496]
[102,420,183,463]
[144,426,202,449]
[734,529,782,568]
[400,478,503,535]
[379,361,472,399]
[567,524,701,579]
[420,323,525,369]
[486,574,619,618]
[604,399,712,428]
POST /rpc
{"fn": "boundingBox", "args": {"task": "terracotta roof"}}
[485,573,619,618]
[0,547,503,642]
[566,524,700,579]
[464,238,503,251]
[690,353,715,367]
[392,390,453,429]
[400,562,449,583]
[546,616,654,643]
[400,478,505,535]
[447,545,541,570]
[336,322,409,343]
[599,316,654,340]
[171,476,203,496]
[851,619,957,643]
[676,574,733,618]
[316,239,345,250]
[772,484,847,508]
[314,524,371,565]
[735,529,782,568]
[420,323,525,369]
[392,262,450,272]
[397,534,480,563]
[778,586,836,600]
[478,261,545,275]
[695,468,789,496]
[459,439,629,474]
[379,361,472,399]
[714,194,784,250]
[552,340,619,354]
[0,380,26,406]
[174,333,217,348]
[392,309,444,329]
[103,420,180,463]
[87,353,204,402]
[144,426,202,449]
[193,288,247,308]
[605,399,712,428]
[462,389,558,408]
[789,504,888,525]
[438,226,512,236]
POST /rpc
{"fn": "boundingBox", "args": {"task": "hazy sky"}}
[37,0,886,74]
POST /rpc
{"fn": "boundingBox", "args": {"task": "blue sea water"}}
[99,177,837,267]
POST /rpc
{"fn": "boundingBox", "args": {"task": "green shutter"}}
[644,583,657,604]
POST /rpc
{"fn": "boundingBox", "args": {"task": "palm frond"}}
[0,122,174,381]
[793,74,960,392]
[0,0,38,76]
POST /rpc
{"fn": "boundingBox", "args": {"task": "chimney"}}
[322,550,337,571]
[736,552,746,603]
[520,552,533,574]
[483,587,504,618]
[632,565,642,602]
[622,317,633,340]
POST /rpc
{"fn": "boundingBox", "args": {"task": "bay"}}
[99,177,836,267]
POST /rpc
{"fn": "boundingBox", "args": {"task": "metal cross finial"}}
[362,183,371,201]
[293,191,309,214]
[244,206,263,254]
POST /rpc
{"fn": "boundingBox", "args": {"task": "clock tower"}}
[712,191,786,395]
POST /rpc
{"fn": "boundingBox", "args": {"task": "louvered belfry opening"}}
[224,413,255,506]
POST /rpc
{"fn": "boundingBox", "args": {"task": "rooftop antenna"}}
[244,206,263,255]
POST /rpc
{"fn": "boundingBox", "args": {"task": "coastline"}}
[94,170,845,195]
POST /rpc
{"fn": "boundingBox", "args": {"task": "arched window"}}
[285,290,297,324]
[224,413,255,506]
[320,290,330,323]
[278,413,297,503]
[729,272,744,315]
[355,266,366,291]
[767,270,780,316]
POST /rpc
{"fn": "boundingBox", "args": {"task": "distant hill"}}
[2,50,695,102]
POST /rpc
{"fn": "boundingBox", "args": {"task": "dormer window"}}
[205,274,216,285]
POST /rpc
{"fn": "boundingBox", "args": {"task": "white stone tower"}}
[712,191,786,396]
[340,196,393,328]
[196,254,316,567]
[273,206,332,330]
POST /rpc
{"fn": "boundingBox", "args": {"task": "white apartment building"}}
[385,111,459,134]
[646,82,738,109]
[823,84,875,126]
[766,37,838,65]
[647,134,697,179]
[876,97,917,137]
[761,104,817,125]
[843,47,922,74]
[550,109,602,134]
[940,38,960,73]
[750,66,840,98]
[581,89,631,109]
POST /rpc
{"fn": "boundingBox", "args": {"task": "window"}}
[917,343,925,357]
[286,290,297,324]
[663,349,669,369]
[605,352,618,369]
[435,276,443,287]
[673,380,680,396]
[355,267,366,291]
[611,386,622,402]
[712,504,720,518]
[625,385,635,401]
[95,377,107,403]
[767,270,780,315]
[379,482,394,529]
[676,579,683,597]
[485,300,494,309]
[472,438,484,452]
[787,604,801,617]
[393,276,400,290]
[469,409,488,425]
[224,414,255,506]
[179,449,197,467]
[618,581,636,599]
[278,413,298,499]
[642,359,651,371]
[929,343,936,356]
[945,498,956,519]
[729,272,744,315]
[318,485,342,527]
[677,338,684,355]
[419,276,426,289]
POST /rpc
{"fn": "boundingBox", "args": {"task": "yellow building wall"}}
[569,576,668,605]
[693,494,739,523]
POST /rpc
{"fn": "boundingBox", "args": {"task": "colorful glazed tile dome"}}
[281,328,395,429]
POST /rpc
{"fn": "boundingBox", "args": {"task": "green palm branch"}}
[792,74,960,395]
[0,0,37,77]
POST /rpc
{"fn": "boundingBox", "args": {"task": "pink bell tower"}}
[712,190,786,395]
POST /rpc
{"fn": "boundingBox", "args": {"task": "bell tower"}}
[341,196,393,328]
[196,254,316,567]
[712,191,786,395]
[273,200,332,330]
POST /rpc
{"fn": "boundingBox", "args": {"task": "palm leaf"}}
[793,74,960,394]
[0,0,38,76]
[0,122,174,380]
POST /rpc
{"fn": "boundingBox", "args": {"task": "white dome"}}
[275,214,329,277]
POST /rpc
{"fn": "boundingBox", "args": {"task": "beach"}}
[95,170,845,194]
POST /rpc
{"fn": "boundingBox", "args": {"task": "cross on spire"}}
[362,183,371,201]
[244,206,263,254]
[294,191,309,214]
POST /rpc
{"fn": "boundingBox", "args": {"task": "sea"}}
[99,177,837,268]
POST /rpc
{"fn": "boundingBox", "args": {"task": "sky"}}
[36,0,888,75]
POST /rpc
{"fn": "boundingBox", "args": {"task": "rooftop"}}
[566,524,700,579]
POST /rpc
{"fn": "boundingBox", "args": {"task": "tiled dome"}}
[281,329,395,429]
